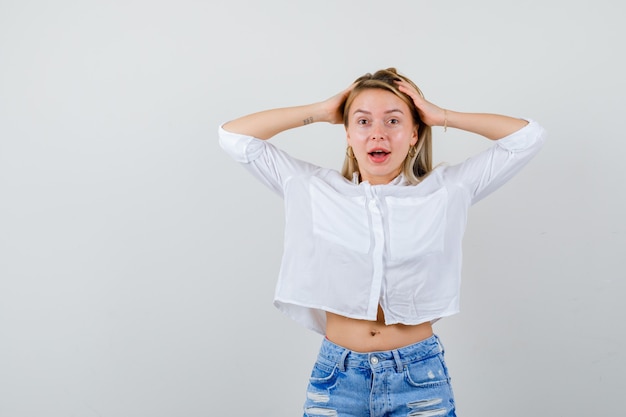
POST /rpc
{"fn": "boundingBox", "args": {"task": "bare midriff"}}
[325,305,434,352]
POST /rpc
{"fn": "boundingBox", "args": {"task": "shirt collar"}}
[352,172,408,186]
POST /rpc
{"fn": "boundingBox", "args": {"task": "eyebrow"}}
[352,109,405,115]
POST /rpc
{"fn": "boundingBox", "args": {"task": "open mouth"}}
[368,149,390,162]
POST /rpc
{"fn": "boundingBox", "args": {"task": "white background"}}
[1,1,624,416]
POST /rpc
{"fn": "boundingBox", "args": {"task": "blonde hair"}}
[341,68,433,185]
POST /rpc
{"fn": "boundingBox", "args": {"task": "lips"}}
[368,148,390,163]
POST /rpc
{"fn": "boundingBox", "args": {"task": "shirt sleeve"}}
[443,119,547,205]
[218,124,321,197]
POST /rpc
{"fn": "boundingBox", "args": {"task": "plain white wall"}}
[1,0,624,416]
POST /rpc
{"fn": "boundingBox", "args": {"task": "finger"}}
[396,80,421,96]
[395,80,418,97]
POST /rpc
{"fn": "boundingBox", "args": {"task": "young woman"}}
[219,68,546,417]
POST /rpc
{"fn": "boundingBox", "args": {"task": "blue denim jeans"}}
[303,335,456,417]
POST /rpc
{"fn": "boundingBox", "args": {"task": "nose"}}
[370,122,386,140]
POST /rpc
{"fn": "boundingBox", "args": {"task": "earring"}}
[408,145,417,158]
[346,146,355,158]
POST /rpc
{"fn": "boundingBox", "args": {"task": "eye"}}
[357,118,368,125]
[388,118,399,125]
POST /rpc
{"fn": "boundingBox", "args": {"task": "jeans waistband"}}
[318,334,444,373]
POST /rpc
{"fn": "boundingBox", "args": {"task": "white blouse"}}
[219,120,546,335]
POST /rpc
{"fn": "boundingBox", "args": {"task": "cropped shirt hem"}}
[273,296,461,336]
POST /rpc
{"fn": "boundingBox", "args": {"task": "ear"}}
[346,129,352,147]
[410,125,418,146]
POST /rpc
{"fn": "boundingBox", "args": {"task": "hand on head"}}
[321,83,356,125]
[394,80,445,128]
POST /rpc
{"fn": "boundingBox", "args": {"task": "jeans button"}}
[370,356,379,365]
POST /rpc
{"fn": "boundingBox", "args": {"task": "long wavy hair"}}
[341,68,433,185]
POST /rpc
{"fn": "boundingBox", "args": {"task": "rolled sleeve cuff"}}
[218,124,265,163]
[496,119,546,152]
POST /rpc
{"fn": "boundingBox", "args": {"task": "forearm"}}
[222,102,331,140]
[444,111,528,140]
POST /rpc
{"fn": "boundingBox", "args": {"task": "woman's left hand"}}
[395,80,445,127]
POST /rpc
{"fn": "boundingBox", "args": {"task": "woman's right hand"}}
[320,84,354,125]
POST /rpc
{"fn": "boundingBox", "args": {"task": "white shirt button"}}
[370,356,379,365]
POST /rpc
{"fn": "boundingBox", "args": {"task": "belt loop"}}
[434,334,445,354]
[392,349,403,373]
[337,348,349,372]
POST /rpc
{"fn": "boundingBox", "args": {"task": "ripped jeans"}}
[303,335,456,417]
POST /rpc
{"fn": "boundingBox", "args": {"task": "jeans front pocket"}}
[308,360,340,390]
[304,360,341,416]
[404,354,451,388]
